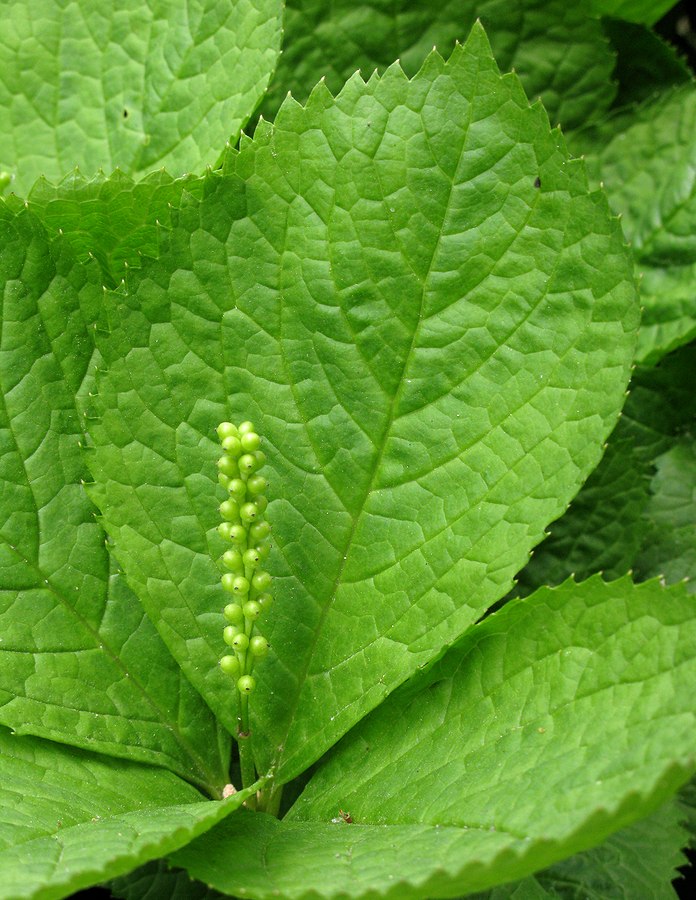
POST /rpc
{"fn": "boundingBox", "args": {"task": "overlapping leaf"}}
[573,85,696,364]
[258,0,616,131]
[0,727,249,900]
[0,0,282,193]
[86,25,638,785]
[637,437,696,592]
[19,170,208,287]
[0,203,227,791]
[588,1,677,25]
[173,577,696,897]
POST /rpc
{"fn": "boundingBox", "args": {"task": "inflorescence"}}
[216,421,272,712]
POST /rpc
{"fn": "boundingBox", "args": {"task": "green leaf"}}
[636,437,696,593]
[573,85,696,365]
[110,860,226,900]
[22,170,208,288]
[0,727,248,900]
[0,0,282,194]
[587,1,677,25]
[518,436,652,591]
[474,802,689,899]
[86,25,638,784]
[173,578,696,898]
[258,0,616,131]
[602,18,691,109]
[0,203,228,793]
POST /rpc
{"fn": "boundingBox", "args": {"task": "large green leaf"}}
[0,0,282,193]
[172,577,696,899]
[573,85,696,364]
[86,25,638,784]
[0,203,228,793]
[259,0,616,131]
[0,727,249,900]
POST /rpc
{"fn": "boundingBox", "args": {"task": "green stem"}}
[237,692,256,808]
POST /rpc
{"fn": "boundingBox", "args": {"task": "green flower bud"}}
[220,654,240,675]
[223,548,244,571]
[223,625,240,646]
[217,422,238,441]
[218,472,231,489]
[255,495,268,514]
[240,431,261,452]
[232,576,250,596]
[219,499,239,521]
[223,603,244,624]
[247,475,267,495]
[232,632,249,652]
[221,573,237,592]
[239,453,257,474]
[237,674,256,694]
[243,548,261,569]
[252,570,272,592]
[240,502,258,523]
[249,635,269,657]
[243,599,262,621]
[238,421,255,436]
[256,592,273,610]
[255,542,270,562]
[217,455,238,477]
[228,524,247,544]
[249,521,271,542]
[254,450,266,469]
[222,435,243,457]
[228,478,246,501]
[218,522,233,540]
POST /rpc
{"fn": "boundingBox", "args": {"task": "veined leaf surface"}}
[87,25,638,783]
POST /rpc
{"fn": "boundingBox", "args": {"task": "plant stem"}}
[237,692,257,808]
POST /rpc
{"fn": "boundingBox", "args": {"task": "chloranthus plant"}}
[0,4,696,900]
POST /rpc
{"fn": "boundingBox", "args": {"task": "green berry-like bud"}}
[243,599,262,621]
[232,632,249,652]
[217,422,238,441]
[249,635,269,657]
[221,573,236,592]
[218,522,233,540]
[240,431,261,452]
[229,524,246,544]
[217,455,238,477]
[254,450,266,469]
[256,592,273,610]
[223,603,244,624]
[228,478,246,501]
[243,548,261,569]
[239,453,257,474]
[247,475,267,495]
[223,549,244,571]
[223,625,240,645]
[218,472,231,489]
[255,542,270,562]
[232,576,250,596]
[220,654,240,675]
[249,521,271,542]
[255,495,268,514]
[240,502,258,523]
[238,421,255,435]
[222,435,243,457]
[252,570,272,592]
[219,499,239,521]
[237,674,256,694]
